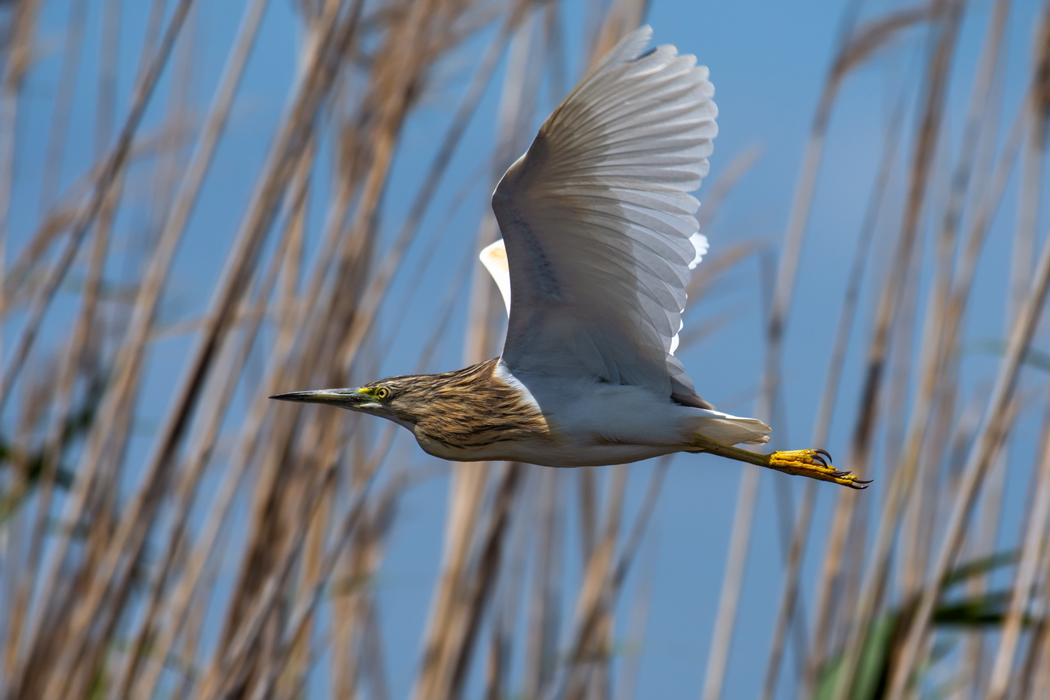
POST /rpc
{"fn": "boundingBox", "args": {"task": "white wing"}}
[491,26,716,407]
[482,235,707,352]
[479,239,512,314]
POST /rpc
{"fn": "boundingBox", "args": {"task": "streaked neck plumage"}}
[392,359,554,458]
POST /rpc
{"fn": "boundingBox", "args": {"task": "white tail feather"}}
[695,409,771,445]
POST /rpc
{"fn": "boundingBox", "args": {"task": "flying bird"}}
[273,27,868,490]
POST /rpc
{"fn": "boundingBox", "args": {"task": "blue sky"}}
[9,0,1049,697]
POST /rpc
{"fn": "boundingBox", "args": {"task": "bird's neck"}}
[410,359,553,451]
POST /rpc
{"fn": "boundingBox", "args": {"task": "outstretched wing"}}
[491,26,716,405]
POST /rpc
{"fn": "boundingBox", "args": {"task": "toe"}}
[769,449,871,490]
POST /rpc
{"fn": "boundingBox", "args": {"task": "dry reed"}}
[1,1,1049,699]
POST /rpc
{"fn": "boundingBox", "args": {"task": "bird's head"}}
[270,376,427,428]
[270,360,524,451]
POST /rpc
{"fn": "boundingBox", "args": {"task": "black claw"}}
[816,449,832,463]
[847,477,873,491]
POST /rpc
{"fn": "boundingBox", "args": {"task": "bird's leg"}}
[689,435,870,490]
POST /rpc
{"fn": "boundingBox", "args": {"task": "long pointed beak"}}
[269,388,369,408]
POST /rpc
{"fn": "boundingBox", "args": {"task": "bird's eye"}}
[374,386,391,400]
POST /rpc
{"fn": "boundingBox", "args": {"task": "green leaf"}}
[812,552,1028,700]
[0,375,106,525]
[813,612,896,700]
[964,339,1050,371]
[940,551,1018,590]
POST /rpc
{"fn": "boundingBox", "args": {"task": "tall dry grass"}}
[0,0,1048,698]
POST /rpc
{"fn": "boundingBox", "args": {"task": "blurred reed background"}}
[0,0,1048,698]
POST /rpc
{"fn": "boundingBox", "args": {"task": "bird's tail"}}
[693,410,771,446]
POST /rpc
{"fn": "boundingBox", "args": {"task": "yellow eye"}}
[374,386,391,400]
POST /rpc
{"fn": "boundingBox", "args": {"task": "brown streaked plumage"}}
[367,358,553,453]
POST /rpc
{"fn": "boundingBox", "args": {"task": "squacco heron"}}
[273,27,869,490]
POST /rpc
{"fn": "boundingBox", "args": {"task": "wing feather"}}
[491,26,716,406]
[479,240,512,314]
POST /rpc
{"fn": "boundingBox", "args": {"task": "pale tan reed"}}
[1,2,1048,700]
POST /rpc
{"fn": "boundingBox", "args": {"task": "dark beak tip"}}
[270,391,312,403]
[267,389,360,407]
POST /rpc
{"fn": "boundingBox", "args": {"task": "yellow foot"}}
[769,449,871,490]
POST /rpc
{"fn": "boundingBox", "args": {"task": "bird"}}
[272,26,869,490]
